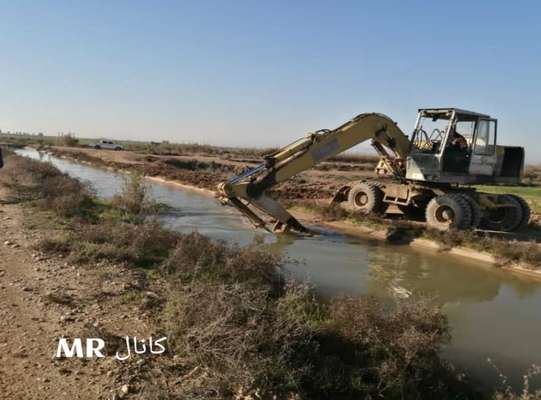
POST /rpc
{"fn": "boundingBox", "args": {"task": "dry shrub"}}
[162,232,281,287]
[73,221,177,267]
[495,241,541,267]
[163,280,462,399]
[40,220,178,268]
[0,154,94,218]
[426,229,541,268]
[321,296,455,399]
[164,281,321,399]
[56,133,79,147]
[111,172,158,218]
[160,234,460,399]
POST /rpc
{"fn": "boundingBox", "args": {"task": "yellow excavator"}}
[217,108,529,233]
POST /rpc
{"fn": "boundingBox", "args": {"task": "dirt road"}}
[0,190,159,399]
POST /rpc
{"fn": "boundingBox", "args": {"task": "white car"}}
[93,140,123,151]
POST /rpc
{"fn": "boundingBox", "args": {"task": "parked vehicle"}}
[93,140,123,151]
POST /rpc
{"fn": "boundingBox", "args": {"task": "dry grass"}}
[40,221,179,267]
[111,172,159,218]
[424,229,541,268]
[55,133,79,147]
[0,152,94,219]
[6,153,519,399]
[161,251,464,399]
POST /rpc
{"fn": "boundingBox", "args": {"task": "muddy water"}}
[15,148,541,390]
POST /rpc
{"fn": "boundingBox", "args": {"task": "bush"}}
[111,172,158,218]
[318,296,456,399]
[41,220,179,267]
[161,232,281,287]
[0,154,95,219]
[56,133,79,147]
[159,231,462,399]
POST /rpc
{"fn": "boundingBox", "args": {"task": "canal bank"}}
[14,147,541,391]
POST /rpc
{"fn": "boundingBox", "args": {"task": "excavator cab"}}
[406,108,524,184]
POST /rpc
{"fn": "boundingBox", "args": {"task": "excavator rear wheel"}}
[425,193,472,231]
[480,194,524,232]
[348,182,385,215]
[508,194,531,230]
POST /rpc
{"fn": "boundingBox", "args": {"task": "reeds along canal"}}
[15,147,541,390]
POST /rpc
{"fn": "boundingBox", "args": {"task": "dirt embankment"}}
[40,146,541,278]
[0,187,164,399]
[1,152,483,400]
[45,146,373,200]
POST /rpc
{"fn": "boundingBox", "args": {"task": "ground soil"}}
[0,187,166,399]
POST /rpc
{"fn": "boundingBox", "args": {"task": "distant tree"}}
[56,132,79,147]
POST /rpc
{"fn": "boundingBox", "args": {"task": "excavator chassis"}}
[333,179,530,232]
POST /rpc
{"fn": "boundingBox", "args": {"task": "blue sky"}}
[1,1,540,160]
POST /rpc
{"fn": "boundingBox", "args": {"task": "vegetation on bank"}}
[297,201,541,269]
[0,152,482,399]
[32,142,541,271]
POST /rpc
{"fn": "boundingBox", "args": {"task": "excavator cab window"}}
[441,116,477,173]
[411,113,451,154]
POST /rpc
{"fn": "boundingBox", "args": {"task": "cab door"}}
[469,119,497,176]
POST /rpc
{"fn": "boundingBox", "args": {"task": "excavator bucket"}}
[217,181,309,233]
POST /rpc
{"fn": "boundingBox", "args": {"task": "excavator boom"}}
[216,113,411,233]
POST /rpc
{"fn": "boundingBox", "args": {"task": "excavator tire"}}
[508,194,531,230]
[457,193,481,229]
[425,193,472,231]
[348,182,385,215]
[480,194,525,232]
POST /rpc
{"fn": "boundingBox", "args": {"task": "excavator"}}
[216,108,529,233]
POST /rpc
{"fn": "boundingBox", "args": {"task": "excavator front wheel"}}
[348,182,385,215]
[425,194,472,231]
[458,193,482,229]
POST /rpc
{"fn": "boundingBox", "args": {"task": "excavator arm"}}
[216,113,411,233]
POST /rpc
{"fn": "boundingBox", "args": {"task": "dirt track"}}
[0,189,159,399]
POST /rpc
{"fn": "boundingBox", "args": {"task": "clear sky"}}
[1,1,540,160]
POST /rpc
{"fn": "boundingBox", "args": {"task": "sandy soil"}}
[0,188,165,399]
